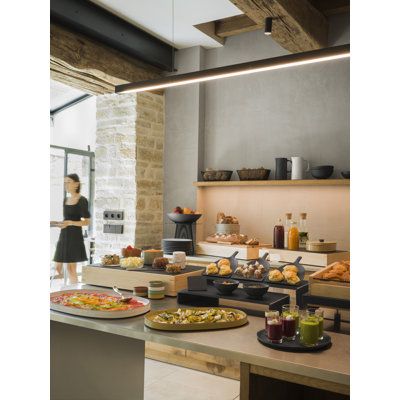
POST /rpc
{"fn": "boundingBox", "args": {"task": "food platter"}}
[101,264,121,268]
[145,307,248,331]
[50,289,150,319]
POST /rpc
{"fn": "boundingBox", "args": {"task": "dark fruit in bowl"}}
[174,206,183,214]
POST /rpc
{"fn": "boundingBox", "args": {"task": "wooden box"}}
[308,263,350,300]
[259,247,350,267]
[82,265,204,297]
[196,241,264,260]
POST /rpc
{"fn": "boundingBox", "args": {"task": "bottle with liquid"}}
[273,219,285,249]
[288,221,299,250]
[284,213,292,248]
[299,213,309,250]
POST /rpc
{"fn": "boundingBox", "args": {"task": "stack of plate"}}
[162,238,192,255]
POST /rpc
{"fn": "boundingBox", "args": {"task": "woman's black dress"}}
[53,196,91,263]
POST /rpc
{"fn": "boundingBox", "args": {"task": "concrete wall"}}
[164,14,350,238]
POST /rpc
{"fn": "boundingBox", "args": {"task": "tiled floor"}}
[144,358,240,400]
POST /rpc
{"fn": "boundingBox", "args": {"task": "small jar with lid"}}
[148,281,165,299]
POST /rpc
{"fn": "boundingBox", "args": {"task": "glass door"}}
[50,145,95,279]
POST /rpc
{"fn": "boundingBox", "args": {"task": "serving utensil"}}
[113,286,133,303]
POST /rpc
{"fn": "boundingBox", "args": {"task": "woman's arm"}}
[60,219,90,228]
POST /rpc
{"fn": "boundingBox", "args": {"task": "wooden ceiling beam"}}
[309,0,350,16]
[215,15,261,37]
[228,0,328,52]
[50,23,161,95]
[194,21,226,45]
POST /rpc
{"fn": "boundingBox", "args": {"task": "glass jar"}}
[284,213,292,248]
[273,219,285,249]
[282,304,300,336]
[299,213,309,249]
[265,311,283,344]
[148,281,165,299]
[299,310,320,347]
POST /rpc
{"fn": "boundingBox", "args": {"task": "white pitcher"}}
[290,157,310,180]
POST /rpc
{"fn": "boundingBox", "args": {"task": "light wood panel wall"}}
[196,186,350,251]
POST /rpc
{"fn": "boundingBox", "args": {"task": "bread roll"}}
[268,269,284,282]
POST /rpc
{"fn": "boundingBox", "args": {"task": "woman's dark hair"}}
[66,173,81,193]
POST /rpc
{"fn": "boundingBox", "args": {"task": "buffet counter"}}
[50,284,349,400]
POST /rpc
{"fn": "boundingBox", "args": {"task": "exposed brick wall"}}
[94,92,164,260]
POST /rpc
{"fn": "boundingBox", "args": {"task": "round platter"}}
[256,329,332,352]
[145,307,248,331]
[50,289,150,319]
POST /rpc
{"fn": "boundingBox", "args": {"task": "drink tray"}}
[256,329,332,352]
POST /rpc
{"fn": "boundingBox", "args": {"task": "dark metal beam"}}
[50,94,92,117]
[50,0,174,71]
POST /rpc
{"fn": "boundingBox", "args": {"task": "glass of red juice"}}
[282,304,300,334]
[265,311,283,344]
[282,314,296,340]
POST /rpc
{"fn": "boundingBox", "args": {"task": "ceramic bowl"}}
[341,171,350,179]
[213,279,240,295]
[310,165,334,179]
[242,283,269,299]
[167,213,202,223]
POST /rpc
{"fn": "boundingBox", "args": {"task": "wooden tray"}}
[145,307,248,331]
[82,264,204,297]
[196,241,261,260]
[50,289,150,319]
[308,262,350,300]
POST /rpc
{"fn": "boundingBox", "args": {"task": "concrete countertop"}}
[50,284,349,387]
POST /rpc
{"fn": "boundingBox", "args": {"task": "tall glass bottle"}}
[284,213,292,248]
[299,213,309,250]
[288,221,299,251]
[273,219,285,249]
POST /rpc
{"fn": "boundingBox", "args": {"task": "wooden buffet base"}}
[51,284,349,400]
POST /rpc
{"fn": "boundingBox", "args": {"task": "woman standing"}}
[53,173,91,284]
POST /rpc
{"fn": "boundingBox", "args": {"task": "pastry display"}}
[165,263,182,274]
[321,261,350,282]
[268,269,284,282]
[245,238,260,245]
[151,308,245,325]
[216,212,239,224]
[205,260,232,276]
[101,254,120,266]
[120,257,143,269]
[152,257,170,269]
[234,260,266,279]
[121,245,141,258]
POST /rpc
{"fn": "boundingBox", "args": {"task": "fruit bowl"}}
[167,213,202,223]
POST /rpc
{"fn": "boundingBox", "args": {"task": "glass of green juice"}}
[299,311,320,347]
[315,309,324,340]
[282,305,300,335]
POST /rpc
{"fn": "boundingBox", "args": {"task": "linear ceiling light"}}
[115,44,350,94]
[264,17,273,35]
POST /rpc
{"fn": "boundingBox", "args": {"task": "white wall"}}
[50,96,96,150]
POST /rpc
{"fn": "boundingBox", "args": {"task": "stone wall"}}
[135,92,164,248]
[94,92,164,260]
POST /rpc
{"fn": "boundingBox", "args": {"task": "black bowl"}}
[242,283,269,299]
[341,171,350,179]
[167,213,202,223]
[310,165,334,179]
[213,279,240,295]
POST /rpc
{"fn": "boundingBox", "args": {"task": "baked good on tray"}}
[268,269,284,282]
[206,263,219,275]
[206,233,248,244]
[152,257,169,269]
[283,264,298,274]
[165,263,182,274]
[321,261,350,282]
[205,260,232,276]
[234,261,265,279]
[101,254,120,265]
[282,270,300,285]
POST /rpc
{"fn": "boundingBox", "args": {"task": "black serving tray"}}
[257,329,332,352]
[91,263,203,276]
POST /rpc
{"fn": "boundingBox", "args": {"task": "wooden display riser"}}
[145,342,240,380]
[259,248,350,267]
[82,265,204,297]
[196,241,263,260]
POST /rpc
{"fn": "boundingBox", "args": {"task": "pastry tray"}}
[257,329,332,352]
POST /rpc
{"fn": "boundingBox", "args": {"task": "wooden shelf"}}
[193,179,350,187]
